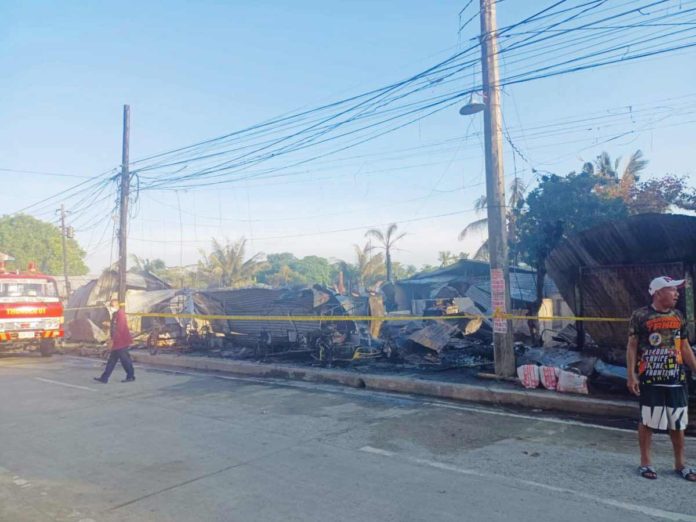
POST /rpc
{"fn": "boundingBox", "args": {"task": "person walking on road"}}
[627,276,696,481]
[94,297,135,384]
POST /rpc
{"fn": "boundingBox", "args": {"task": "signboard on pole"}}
[491,268,508,334]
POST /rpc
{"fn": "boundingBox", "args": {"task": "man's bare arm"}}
[681,338,696,373]
[626,335,640,396]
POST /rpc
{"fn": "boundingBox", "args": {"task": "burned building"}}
[384,259,567,339]
[546,213,696,353]
[197,285,357,349]
[66,270,176,342]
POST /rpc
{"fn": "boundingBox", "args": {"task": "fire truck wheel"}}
[39,339,55,357]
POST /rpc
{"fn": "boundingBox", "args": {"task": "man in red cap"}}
[94,297,135,383]
[627,276,696,481]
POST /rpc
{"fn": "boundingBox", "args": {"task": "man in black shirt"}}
[627,276,696,481]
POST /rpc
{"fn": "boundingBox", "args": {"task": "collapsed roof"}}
[66,270,176,341]
[198,285,356,347]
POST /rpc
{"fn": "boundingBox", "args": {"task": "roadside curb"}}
[127,352,637,419]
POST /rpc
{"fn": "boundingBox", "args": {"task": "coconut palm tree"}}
[589,150,648,203]
[458,177,526,261]
[437,251,457,267]
[197,238,267,288]
[353,243,385,290]
[365,223,406,283]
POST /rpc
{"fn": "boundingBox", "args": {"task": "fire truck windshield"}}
[0,279,59,300]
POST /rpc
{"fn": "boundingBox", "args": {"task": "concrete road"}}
[0,355,695,522]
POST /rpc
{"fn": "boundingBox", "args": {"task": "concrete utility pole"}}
[117,105,131,306]
[480,0,515,376]
[59,204,71,298]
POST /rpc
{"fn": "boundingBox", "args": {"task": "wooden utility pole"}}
[59,204,71,298]
[117,105,131,306]
[480,0,515,376]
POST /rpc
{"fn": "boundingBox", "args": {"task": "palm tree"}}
[365,223,406,283]
[197,238,267,288]
[458,177,526,261]
[590,150,648,203]
[352,243,385,291]
[437,251,457,267]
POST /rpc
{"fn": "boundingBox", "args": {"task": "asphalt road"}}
[0,354,695,522]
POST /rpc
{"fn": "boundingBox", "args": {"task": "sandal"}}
[639,465,657,479]
[676,467,696,481]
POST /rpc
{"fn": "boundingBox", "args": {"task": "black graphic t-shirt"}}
[628,306,687,386]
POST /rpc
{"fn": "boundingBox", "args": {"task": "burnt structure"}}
[547,213,696,351]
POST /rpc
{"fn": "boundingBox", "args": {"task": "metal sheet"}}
[408,321,459,353]
[546,214,696,349]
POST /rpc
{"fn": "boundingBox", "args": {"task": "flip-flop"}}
[638,465,657,479]
[676,467,696,481]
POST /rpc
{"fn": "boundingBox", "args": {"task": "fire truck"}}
[0,262,63,356]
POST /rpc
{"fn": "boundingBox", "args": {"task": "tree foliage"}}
[353,243,386,289]
[437,251,469,267]
[365,223,406,282]
[129,255,166,274]
[0,214,88,275]
[197,238,267,288]
[514,151,696,315]
[514,172,628,269]
[459,178,526,261]
[257,253,338,287]
[586,150,696,214]
[513,172,629,313]
[390,262,418,280]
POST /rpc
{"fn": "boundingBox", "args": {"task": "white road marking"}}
[12,477,31,488]
[359,446,696,522]
[62,355,651,437]
[417,399,635,433]
[93,359,635,434]
[34,377,97,392]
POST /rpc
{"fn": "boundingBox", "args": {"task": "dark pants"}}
[100,348,134,382]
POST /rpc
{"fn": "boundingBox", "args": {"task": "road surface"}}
[0,354,694,522]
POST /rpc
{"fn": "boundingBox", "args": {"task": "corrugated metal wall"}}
[580,262,688,348]
[200,287,352,348]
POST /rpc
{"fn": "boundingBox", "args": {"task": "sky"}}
[2,0,696,274]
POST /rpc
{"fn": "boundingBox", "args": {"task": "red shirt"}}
[110,308,133,350]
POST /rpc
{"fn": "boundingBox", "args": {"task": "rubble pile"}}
[65,259,649,396]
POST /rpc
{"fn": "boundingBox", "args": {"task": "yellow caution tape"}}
[127,310,631,323]
[62,305,695,324]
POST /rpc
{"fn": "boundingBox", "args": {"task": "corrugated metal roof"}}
[546,213,696,349]
[396,259,558,295]
[398,259,536,285]
[198,286,354,346]
[547,213,696,310]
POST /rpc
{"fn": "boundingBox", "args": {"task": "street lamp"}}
[459,92,485,115]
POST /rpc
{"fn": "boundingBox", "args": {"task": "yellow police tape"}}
[63,306,696,324]
[124,311,631,323]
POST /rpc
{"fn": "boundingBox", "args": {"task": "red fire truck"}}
[0,263,63,356]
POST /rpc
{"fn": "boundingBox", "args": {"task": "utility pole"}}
[117,105,131,307]
[480,0,515,376]
[58,204,71,298]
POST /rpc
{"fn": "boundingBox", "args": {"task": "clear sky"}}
[2,0,696,274]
